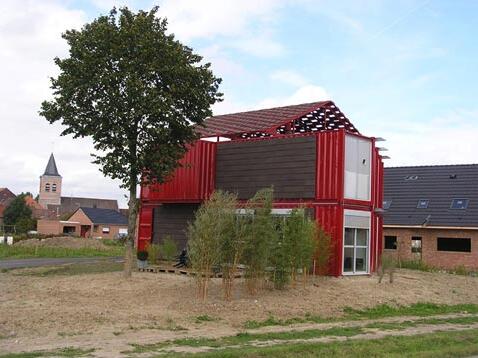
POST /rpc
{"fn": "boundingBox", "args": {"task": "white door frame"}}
[343,209,371,275]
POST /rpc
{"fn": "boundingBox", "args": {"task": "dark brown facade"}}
[216,136,316,200]
[152,204,199,250]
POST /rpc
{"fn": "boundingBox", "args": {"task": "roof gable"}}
[77,207,128,225]
[197,101,359,139]
[383,164,478,227]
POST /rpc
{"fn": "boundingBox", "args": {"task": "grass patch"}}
[126,326,365,353]
[195,315,219,323]
[244,313,328,329]
[243,302,478,329]
[343,302,478,320]
[12,261,123,277]
[0,245,124,259]
[0,347,95,358]
[157,328,478,357]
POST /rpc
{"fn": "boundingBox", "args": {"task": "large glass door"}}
[343,210,370,275]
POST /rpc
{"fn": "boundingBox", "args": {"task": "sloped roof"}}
[43,153,61,177]
[0,188,16,205]
[197,101,358,138]
[383,164,478,227]
[78,207,128,225]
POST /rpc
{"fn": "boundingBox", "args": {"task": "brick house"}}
[383,164,478,271]
[68,207,128,239]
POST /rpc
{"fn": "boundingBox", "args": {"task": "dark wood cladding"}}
[216,136,316,199]
[152,204,199,250]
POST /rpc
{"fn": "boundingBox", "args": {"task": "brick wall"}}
[383,227,478,270]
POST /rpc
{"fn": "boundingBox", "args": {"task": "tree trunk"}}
[124,183,139,278]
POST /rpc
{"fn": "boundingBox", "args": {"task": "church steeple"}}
[39,153,62,208]
[43,153,61,177]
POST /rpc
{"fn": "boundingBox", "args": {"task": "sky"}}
[0,0,477,207]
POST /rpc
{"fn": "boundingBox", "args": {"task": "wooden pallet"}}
[138,266,244,278]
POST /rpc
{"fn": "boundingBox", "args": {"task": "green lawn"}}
[0,245,124,259]
[11,261,124,276]
[0,347,94,358]
[156,328,478,358]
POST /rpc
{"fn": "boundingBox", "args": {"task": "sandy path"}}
[1,268,478,356]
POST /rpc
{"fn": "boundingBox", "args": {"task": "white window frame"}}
[343,209,371,275]
[102,227,110,234]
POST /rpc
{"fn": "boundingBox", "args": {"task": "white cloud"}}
[258,85,330,108]
[270,70,308,87]
[0,1,128,206]
[361,109,478,166]
[159,0,285,57]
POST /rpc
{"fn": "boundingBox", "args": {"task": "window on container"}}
[437,237,471,252]
[383,200,392,210]
[450,199,468,209]
[384,236,397,250]
[416,199,429,209]
[52,183,57,192]
[102,227,110,234]
[45,183,50,192]
[411,236,422,253]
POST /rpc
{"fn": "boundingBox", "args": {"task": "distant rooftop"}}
[78,207,128,225]
[384,164,478,228]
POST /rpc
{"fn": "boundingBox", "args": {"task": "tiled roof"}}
[383,164,478,227]
[0,188,15,205]
[197,101,352,137]
[78,207,128,225]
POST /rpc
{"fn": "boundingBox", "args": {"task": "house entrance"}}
[343,210,370,275]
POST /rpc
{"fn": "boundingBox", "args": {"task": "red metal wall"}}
[137,205,153,251]
[141,140,216,203]
[316,131,344,201]
[315,205,344,276]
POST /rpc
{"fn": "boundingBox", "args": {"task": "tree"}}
[4,193,35,234]
[40,7,222,277]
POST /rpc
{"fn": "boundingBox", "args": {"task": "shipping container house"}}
[138,101,385,276]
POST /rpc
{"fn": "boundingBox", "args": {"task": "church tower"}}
[38,153,62,208]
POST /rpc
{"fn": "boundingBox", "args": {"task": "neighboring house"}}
[0,188,16,226]
[383,164,478,270]
[37,153,119,217]
[138,101,385,276]
[68,207,128,239]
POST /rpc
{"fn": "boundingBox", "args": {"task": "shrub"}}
[315,224,332,276]
[378,253,397,283]
[159,236,178,261]
[188,191,237,301]
[137,250,148,261]
[147,243,161,264]
[242,188,276,295]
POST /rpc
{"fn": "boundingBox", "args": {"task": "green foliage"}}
[188,191,237,300]
[159,236,178,261]
[0,245,124,259]
[3,193,34,233]
[243,188,276,294]
[147,243,161,264]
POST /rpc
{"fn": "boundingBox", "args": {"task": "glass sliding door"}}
[343,210,370,275]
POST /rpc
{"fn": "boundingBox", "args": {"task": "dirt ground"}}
[1,268,478,356]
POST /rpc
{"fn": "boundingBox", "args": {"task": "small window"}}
[383,200,392,210]
[93,225,98,233]
[417,199,429,209]
[405,175,419,181]
[384,236,397,250]
[45,183,50,192]
[52,183,57,192]
[437,237,471,252]
[102,227,110,234]
[450,199,468,209]
[411,236,422,253]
